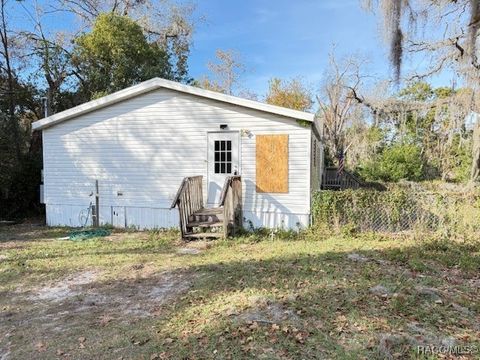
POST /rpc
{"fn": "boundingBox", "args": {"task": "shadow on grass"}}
[14,240,480,358]
[154,241,479,358]
[0,224,70,243]
[2,231,479,359]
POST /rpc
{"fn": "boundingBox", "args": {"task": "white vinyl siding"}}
[42,88,311,229]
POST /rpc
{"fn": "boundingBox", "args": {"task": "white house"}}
[32,78,323,235]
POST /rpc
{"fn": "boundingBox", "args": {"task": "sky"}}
[188,0,387,96]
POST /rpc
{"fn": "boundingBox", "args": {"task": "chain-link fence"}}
[312,185,480,234]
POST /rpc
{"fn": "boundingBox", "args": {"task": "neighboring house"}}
[32,78,323,235]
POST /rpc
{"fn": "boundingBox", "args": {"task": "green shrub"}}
[358,143,424,182]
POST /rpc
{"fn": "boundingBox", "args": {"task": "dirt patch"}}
[0,270,197,359]
[29,271,98,302]
[0,268,196,360]
[97,271,194,319]
[22,270,195,321]
[177,247,201,255]
[0,242,26,251]
[370,284,393,297]
[347,253,369,262]
[378,323,457,359]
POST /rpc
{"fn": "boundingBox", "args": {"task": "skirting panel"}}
[242,210,310,231]
[46,204,179,229]
[46,204,308,230]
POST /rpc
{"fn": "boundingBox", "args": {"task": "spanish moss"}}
[381,0,405,83]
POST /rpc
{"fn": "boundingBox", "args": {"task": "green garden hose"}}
[68,228,111,241]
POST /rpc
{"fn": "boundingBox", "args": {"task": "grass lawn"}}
[0,224,479,359]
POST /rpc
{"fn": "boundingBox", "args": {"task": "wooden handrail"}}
[221,176,242,237]
[170,176,203,238]
[219,175,241,206]
[170,176,203,208]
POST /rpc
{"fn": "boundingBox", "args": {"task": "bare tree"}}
[317,53,366,165]
[0,0,22,157]
[205,49,245,95]
[19,4,78,115]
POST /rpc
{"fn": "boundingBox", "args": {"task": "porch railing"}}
[170,176,203,238]
[219,175,242,237]
[321,167,363,190]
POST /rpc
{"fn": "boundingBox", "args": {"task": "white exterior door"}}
[207,132,240,206]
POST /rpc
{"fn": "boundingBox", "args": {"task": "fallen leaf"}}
[295,333,305,344]
[35,342,47,352]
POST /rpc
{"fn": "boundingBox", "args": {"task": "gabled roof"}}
[32,78,314,131]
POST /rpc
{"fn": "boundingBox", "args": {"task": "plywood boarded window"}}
[256,135,288,193]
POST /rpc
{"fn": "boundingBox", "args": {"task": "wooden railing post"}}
[221,176,242,237]
[232,177,242,233]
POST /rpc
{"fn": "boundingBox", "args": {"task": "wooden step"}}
[193,207,223,216]
[189,207,224,223]
[184,232,224,240]
[187,220,223,228]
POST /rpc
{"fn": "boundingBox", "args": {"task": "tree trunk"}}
[0,0,21,159]
[471,118,480,181]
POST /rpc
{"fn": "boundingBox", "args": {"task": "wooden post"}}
[233,177,242,234]
[94,180,99,227]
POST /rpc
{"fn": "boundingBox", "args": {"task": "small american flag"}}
[337,150,345,177]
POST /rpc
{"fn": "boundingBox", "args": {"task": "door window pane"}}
[214,140,233,174]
